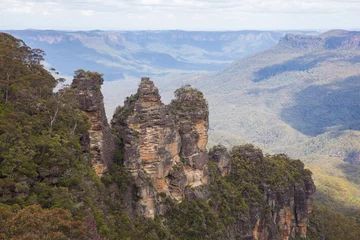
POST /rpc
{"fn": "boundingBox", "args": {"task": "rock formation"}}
[210,145,316,240]
[110,77,315,238]
[208,145,231,177]
[71,70,115,176]
[111,78,209,218]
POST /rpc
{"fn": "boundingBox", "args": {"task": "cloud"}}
[0,0,359,30]
[3,1,33,14]
[80,10,95,16]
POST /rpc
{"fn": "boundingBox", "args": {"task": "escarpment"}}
[279,30,360,50]
[71,70,115,176]
[111,78,209,218]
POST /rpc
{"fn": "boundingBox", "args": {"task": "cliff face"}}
[279,30,360,50]
[210,145,316,240]
[71,70,115,176]
[111,78,209,218]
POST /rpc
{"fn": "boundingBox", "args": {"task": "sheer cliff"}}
[111,78,209,218]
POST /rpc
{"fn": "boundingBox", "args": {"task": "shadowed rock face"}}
[111,78,209,218]
[72,70,115,176]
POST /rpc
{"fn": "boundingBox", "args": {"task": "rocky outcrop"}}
[279,30,360,50]
[210,145,316,240]
[208,145,231,177]
[111,78,209,218]
[107,77,315,238]
[279,34,322,49]
[72,70,115,176]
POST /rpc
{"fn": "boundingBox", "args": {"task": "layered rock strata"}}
[111,78,209,218]
[72,70,115,176]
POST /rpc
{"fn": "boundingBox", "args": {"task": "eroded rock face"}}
[111,78,209,218]
[72,70,115,176]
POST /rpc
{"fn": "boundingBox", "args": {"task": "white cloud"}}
[80,10,95,16]
[0,0,359,30]
[4,1,33,14]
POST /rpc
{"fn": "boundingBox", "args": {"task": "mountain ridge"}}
[3,29,317,80]
[279,29,360,49]
[185,29,360,215]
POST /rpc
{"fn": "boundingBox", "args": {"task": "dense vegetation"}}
[163,144,312,239]
[0,32,103,239]
[0,33,168,239]
[308,204,360,240]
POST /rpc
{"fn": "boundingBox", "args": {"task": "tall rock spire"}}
[111,78,209,218]
[72,70,115,176]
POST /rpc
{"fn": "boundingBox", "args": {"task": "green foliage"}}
[164,145,312,239]
[170,84,208,118]
[0,33,110,238]
[207,161,249,226]
[112,93,139,122]
[308,204,360,240]
[72,69,104,91]
[0,33,57,105]
[180,155,186,163]
[165,199,224,240]
[0,32,175,240]
[0,204,87,240]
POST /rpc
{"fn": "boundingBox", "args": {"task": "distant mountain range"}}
[4,29,316,80]
[188,30,360,215]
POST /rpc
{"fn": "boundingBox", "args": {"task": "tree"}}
[0,205,86,239]
[0,33,56,104]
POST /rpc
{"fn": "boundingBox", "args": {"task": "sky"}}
[0,0,359,30]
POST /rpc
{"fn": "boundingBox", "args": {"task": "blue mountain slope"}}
[3,30,314,80]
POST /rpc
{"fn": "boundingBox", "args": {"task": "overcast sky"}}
[0,0,359,30]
